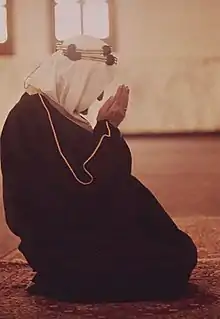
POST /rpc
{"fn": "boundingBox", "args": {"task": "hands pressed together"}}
[97,85,130,127]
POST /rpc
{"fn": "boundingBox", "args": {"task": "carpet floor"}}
[1,217,220,319]
[0,260,220,319]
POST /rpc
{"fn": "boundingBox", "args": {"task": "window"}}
[52,0,115,50]
[0,0,7,43]
[0,0,13,55]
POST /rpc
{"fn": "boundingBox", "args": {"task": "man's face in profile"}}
[81,91,104,115]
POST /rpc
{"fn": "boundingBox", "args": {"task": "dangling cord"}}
[38,94,111,186]
[24,64,41,89]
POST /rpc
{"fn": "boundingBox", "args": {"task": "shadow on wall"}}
[1,56,220,134]
[88,55,220,133]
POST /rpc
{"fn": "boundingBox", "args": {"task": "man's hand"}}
[97,85,130,127]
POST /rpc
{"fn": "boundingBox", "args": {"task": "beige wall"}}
[1,0,220,132]
[0,0,51,128]
[115,0,220,133]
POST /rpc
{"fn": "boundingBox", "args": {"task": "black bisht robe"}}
[1,93,197,301]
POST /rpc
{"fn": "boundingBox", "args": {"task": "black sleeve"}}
[75,120,132,188]
[22,93,132,189]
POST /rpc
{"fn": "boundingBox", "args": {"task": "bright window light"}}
[55,0,109,41]
[0,0,7,43]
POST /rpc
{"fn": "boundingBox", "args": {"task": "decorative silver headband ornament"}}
[56,43,117,66]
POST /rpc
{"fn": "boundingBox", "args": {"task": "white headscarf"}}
[25,35,116,118]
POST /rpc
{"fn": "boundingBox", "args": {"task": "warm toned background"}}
[1,0,220,133]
